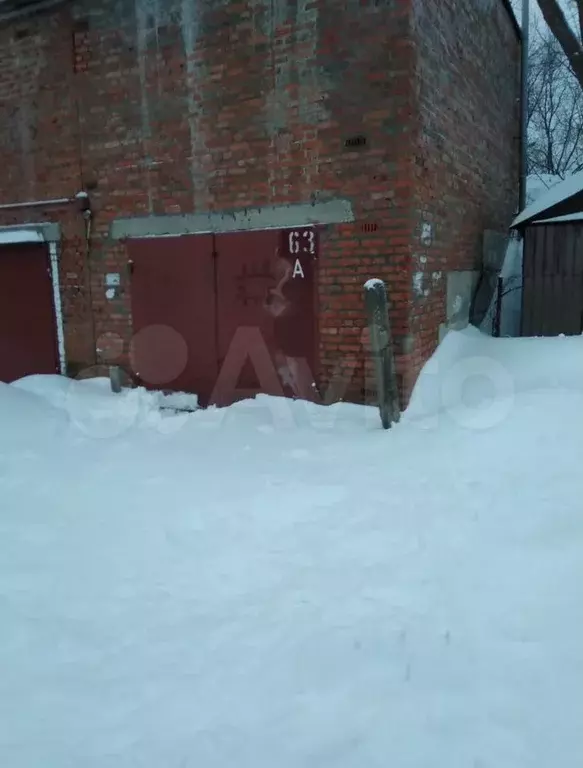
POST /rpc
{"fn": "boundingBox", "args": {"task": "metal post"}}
[109,366,122,394]
[493,276,504,337]
[519,0,530,211]
[364,279,400,429]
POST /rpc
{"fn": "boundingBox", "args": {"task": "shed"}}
[511,172,583,337]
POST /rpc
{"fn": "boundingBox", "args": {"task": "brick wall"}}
[76,0,419,401]
[0,0,519,403]
[0,8,94,370]
[408,0,520,381]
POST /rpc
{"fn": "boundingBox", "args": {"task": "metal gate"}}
[0,243,59,382]
[128,235,217,400]
[128,228,317,406]
[522,222,583,336]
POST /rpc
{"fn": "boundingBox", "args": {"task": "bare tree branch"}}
[527,23,583,178]
[536,0,583,89]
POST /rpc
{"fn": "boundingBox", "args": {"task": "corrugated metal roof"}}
[511,171,583,229]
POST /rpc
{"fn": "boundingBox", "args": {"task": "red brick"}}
[0,0,518,405]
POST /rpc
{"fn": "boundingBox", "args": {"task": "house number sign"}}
[286,228,318,280]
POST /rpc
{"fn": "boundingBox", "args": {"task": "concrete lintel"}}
[0,222,61,244]
[110,200,355,240]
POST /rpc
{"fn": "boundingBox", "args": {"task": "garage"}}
[128,227,317,406]
[0,239,61,383]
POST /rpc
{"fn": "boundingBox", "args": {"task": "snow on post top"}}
[512,171,583,228]
[364,278,385,291]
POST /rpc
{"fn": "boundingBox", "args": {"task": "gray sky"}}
[510,0,578,29]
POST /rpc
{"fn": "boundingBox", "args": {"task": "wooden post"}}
[364,278,400,429]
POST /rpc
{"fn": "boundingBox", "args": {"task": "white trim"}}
[48,242,66,374]
[0,229,44,244]
[0,222,61,242]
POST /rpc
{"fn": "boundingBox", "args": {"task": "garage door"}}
[128,228,317,406]
[128,235,217,400]
[0,243,59,383]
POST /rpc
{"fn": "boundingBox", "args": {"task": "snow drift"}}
[1,329,582,768]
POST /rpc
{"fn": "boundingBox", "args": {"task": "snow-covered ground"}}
[1,329,583,767]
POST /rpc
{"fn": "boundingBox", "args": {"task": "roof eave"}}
[511,189,583,230]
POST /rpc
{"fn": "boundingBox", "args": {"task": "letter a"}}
[292,259,305,279]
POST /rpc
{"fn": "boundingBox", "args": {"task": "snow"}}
[479,235,523,337]
[2,331,583,767]
[513,170,583,227]
[12,375,198,435]
[364,277,385,290]
[498,237,523,336]
[526,173,563,206]
[158,389,199,411]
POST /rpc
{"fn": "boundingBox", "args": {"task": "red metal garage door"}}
[274,227,318,397]
[0,243,59,383]
[212,228,318,405]
[128,235,217,405]
[128,228,317,407]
